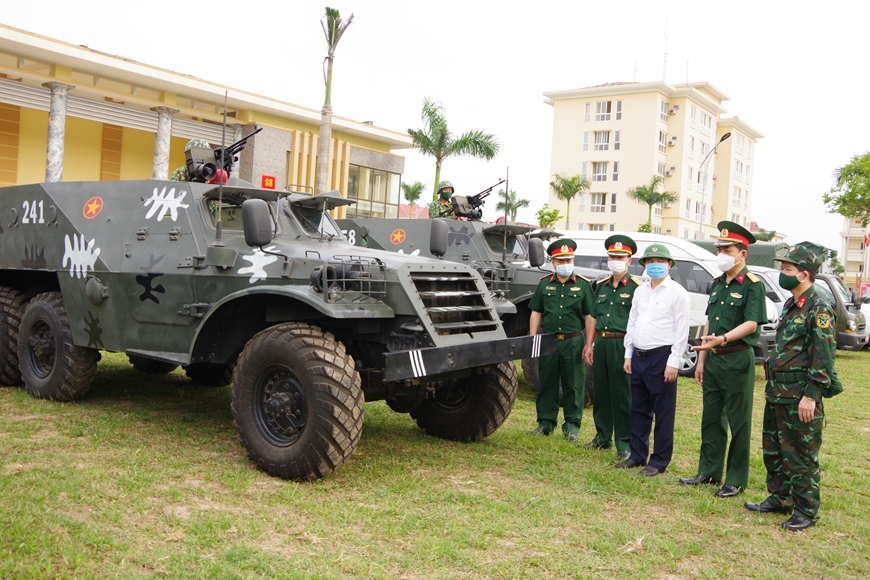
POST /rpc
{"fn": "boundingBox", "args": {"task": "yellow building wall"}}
[17,108,48,184]
[63,116,103,182]
[119,126,155,180]
[0,103,19,186]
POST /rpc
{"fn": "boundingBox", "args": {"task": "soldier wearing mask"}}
[744,245,836,531]
[582,235,642,461]
[681,222,767,499]
[428,181,455,219]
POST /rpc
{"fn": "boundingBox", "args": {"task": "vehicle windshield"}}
[484,233,526,258]
[814,280,836,306]
[287,203,344,239]
[207,199,277,233]
[830,276,853,304]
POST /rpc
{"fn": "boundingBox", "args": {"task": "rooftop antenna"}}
[633,59,637,83]
[213,90,229,248]
[501,166,509,265]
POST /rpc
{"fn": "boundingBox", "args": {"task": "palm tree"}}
[495,188,531,222]
[315,7,354,195]
[549,173,590,229]
[624,175,679,226]
[401,181,425,218]
[407,97,500,200]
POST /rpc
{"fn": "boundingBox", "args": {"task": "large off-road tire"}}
[128,354,179,375]
[520,357,591,407]
[409,361,517,441]
[231,322,363,481]
[0,286,27,386]
[18,292,99,402]
[185,363,234,386]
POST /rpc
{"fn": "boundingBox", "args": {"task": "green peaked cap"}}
[638,243,674,265]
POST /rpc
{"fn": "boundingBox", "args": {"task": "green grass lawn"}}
[1,350,869,579]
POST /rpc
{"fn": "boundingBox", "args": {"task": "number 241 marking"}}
[22,200,45,224]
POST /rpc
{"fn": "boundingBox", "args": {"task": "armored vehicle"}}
[0,178,551,481]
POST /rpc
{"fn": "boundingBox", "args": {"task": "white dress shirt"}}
[624,275,691,369]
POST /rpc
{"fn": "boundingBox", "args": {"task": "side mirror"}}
[528,238,545,268]
[430,219,448,258]
[242,198,272,247]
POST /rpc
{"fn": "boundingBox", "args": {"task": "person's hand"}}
[623,358,632,374]
[583,345,594,366]
[664,365,678,383]
[798,396,816,422]
[691,334,726,352]
[694,361,704,386]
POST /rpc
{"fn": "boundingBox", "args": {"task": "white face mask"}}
[716,252,742,272]
[607,260,628,275]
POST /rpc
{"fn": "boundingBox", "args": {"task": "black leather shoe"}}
[615,458,643,469]
[781,513,816,531]
[616,450,631,461]
[714,484,743,498]
[639,465,661,477]
[679,473,721,486]
[743,498,792,515]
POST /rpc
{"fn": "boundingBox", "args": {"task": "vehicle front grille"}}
[411,272,499,335]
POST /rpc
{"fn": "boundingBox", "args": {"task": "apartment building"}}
[840,216,870,294]
[544,81,763,238]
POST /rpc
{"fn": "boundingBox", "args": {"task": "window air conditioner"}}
[673,105,680,110]
[669,166,677,171]
[663,201,672,208]
[669,108,677,115]
[665,170,673,177]
[670,136,678,141]
[668,141,676,147]
[665,229,673,235]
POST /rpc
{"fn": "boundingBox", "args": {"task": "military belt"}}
[553,331,583,341]
[634,345,672,357]
[597,331,626,338]
[711,344,749,355]
[770,369,807,383]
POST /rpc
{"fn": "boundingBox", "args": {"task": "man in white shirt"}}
[617,244,690,476]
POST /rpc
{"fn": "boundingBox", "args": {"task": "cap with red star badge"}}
[714,220,756,247]
[604,234,637,256]
[547,238,577,258]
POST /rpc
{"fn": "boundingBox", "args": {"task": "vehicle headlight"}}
[846,319,857,331]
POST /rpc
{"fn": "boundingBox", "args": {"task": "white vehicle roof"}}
[554,230,719,264]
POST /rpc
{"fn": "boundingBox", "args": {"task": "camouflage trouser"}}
[762,399,823,519]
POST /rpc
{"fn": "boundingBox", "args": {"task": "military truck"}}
[0,178,552,481]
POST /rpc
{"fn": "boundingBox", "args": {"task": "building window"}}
[747,141,752,159]
[590,193,606,213]
[701,112,713,137]
[699,142,710,158]
[660,100,670,123]
[577,192,585,212]
[654,202,663,217]
[589,224,605,231]
[695,201,703,222]
[735,134,745,156]
[744,190,750,209]
[684,228,689,238]
[592,162,608,182]
[615,100,623,120]
[731,212,740,222]
[658,131,668,154]
[612,161,620,182]
[610,192,617,212]
[595,101,612,121]
[686,167,694,189]
[688,136,695,158]
[583,131,589,152]
[657,162,666,177]
[735,160,744,175]
[684,198,691,219]
[732,186,741,206]
[594,131,610,151]
[653,225,662,234]
[581,162,588,179]
[609,223,616,231]
[614,130,621,151]
[584,102,591,122]
[745,165,751,179]
[690,105,697,128]
[346,164,401,218]
[743,216,748,227]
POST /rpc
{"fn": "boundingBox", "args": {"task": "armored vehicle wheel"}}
[0,286,27,386]
[128,354,179,375]
[185,363,234,386]
[231,322,363,481]
[18,292,99,402]
[410,361,517,441]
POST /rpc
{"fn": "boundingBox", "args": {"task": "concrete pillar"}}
[151,106,179,179]
[230,124,243,179]
[42,82,75,183]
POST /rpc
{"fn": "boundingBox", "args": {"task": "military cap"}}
[604,234,637,256]
[547,238,577,258]
[775,244,822,275]
[714,220,756,247]
[185,138,211,151]
[638,244,674,265]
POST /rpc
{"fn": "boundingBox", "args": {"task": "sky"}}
[4,0,868,251]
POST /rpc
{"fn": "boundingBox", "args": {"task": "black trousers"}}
[628,349,677,471]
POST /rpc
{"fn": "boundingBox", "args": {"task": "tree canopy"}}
[549,173,590,229]
[624,175,679,228]
[401,181,425,218]
[495,188,530,222]
[823,151,870,227]
[535,204,562,229]
[407,98,500,200]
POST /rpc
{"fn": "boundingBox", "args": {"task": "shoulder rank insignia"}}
[539,273,552,280]
[730,292,743,299]
[619,293,631,298]
[816,312,831,329]
[746,272,760,283]
[797,296,806,308]
[630,275,643,286]
[576,274,591,283]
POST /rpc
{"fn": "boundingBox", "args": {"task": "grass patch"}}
[1,351,869,578]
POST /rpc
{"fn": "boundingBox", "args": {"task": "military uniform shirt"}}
[529,274,593,334]
[428,199,453,219]
[767,285,836,403]
[705,267,767,346]
[591,275,642,333]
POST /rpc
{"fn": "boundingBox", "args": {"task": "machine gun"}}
[185,126,263,182]
[450,178,505,220]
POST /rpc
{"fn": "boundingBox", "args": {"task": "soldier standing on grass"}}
[680,222,767,499]
[582,235,642,461]
[527,239,593,441]
[744,245,836,531]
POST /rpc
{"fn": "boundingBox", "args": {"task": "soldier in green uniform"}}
[170,138,213,182]
[528,239,593,441]
[428,181,455,219]
[582,235,642,460]
[744,245,836,531]
[681,222,767,498]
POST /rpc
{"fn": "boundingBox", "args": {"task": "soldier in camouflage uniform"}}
[744,245,835,531]
[528,239,594,441]
[428,181,455,219]
[170,138,212,182]
[582,235,642,460]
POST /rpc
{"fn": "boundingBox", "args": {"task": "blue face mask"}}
[555,264,574,277]
[645,262,668,280]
